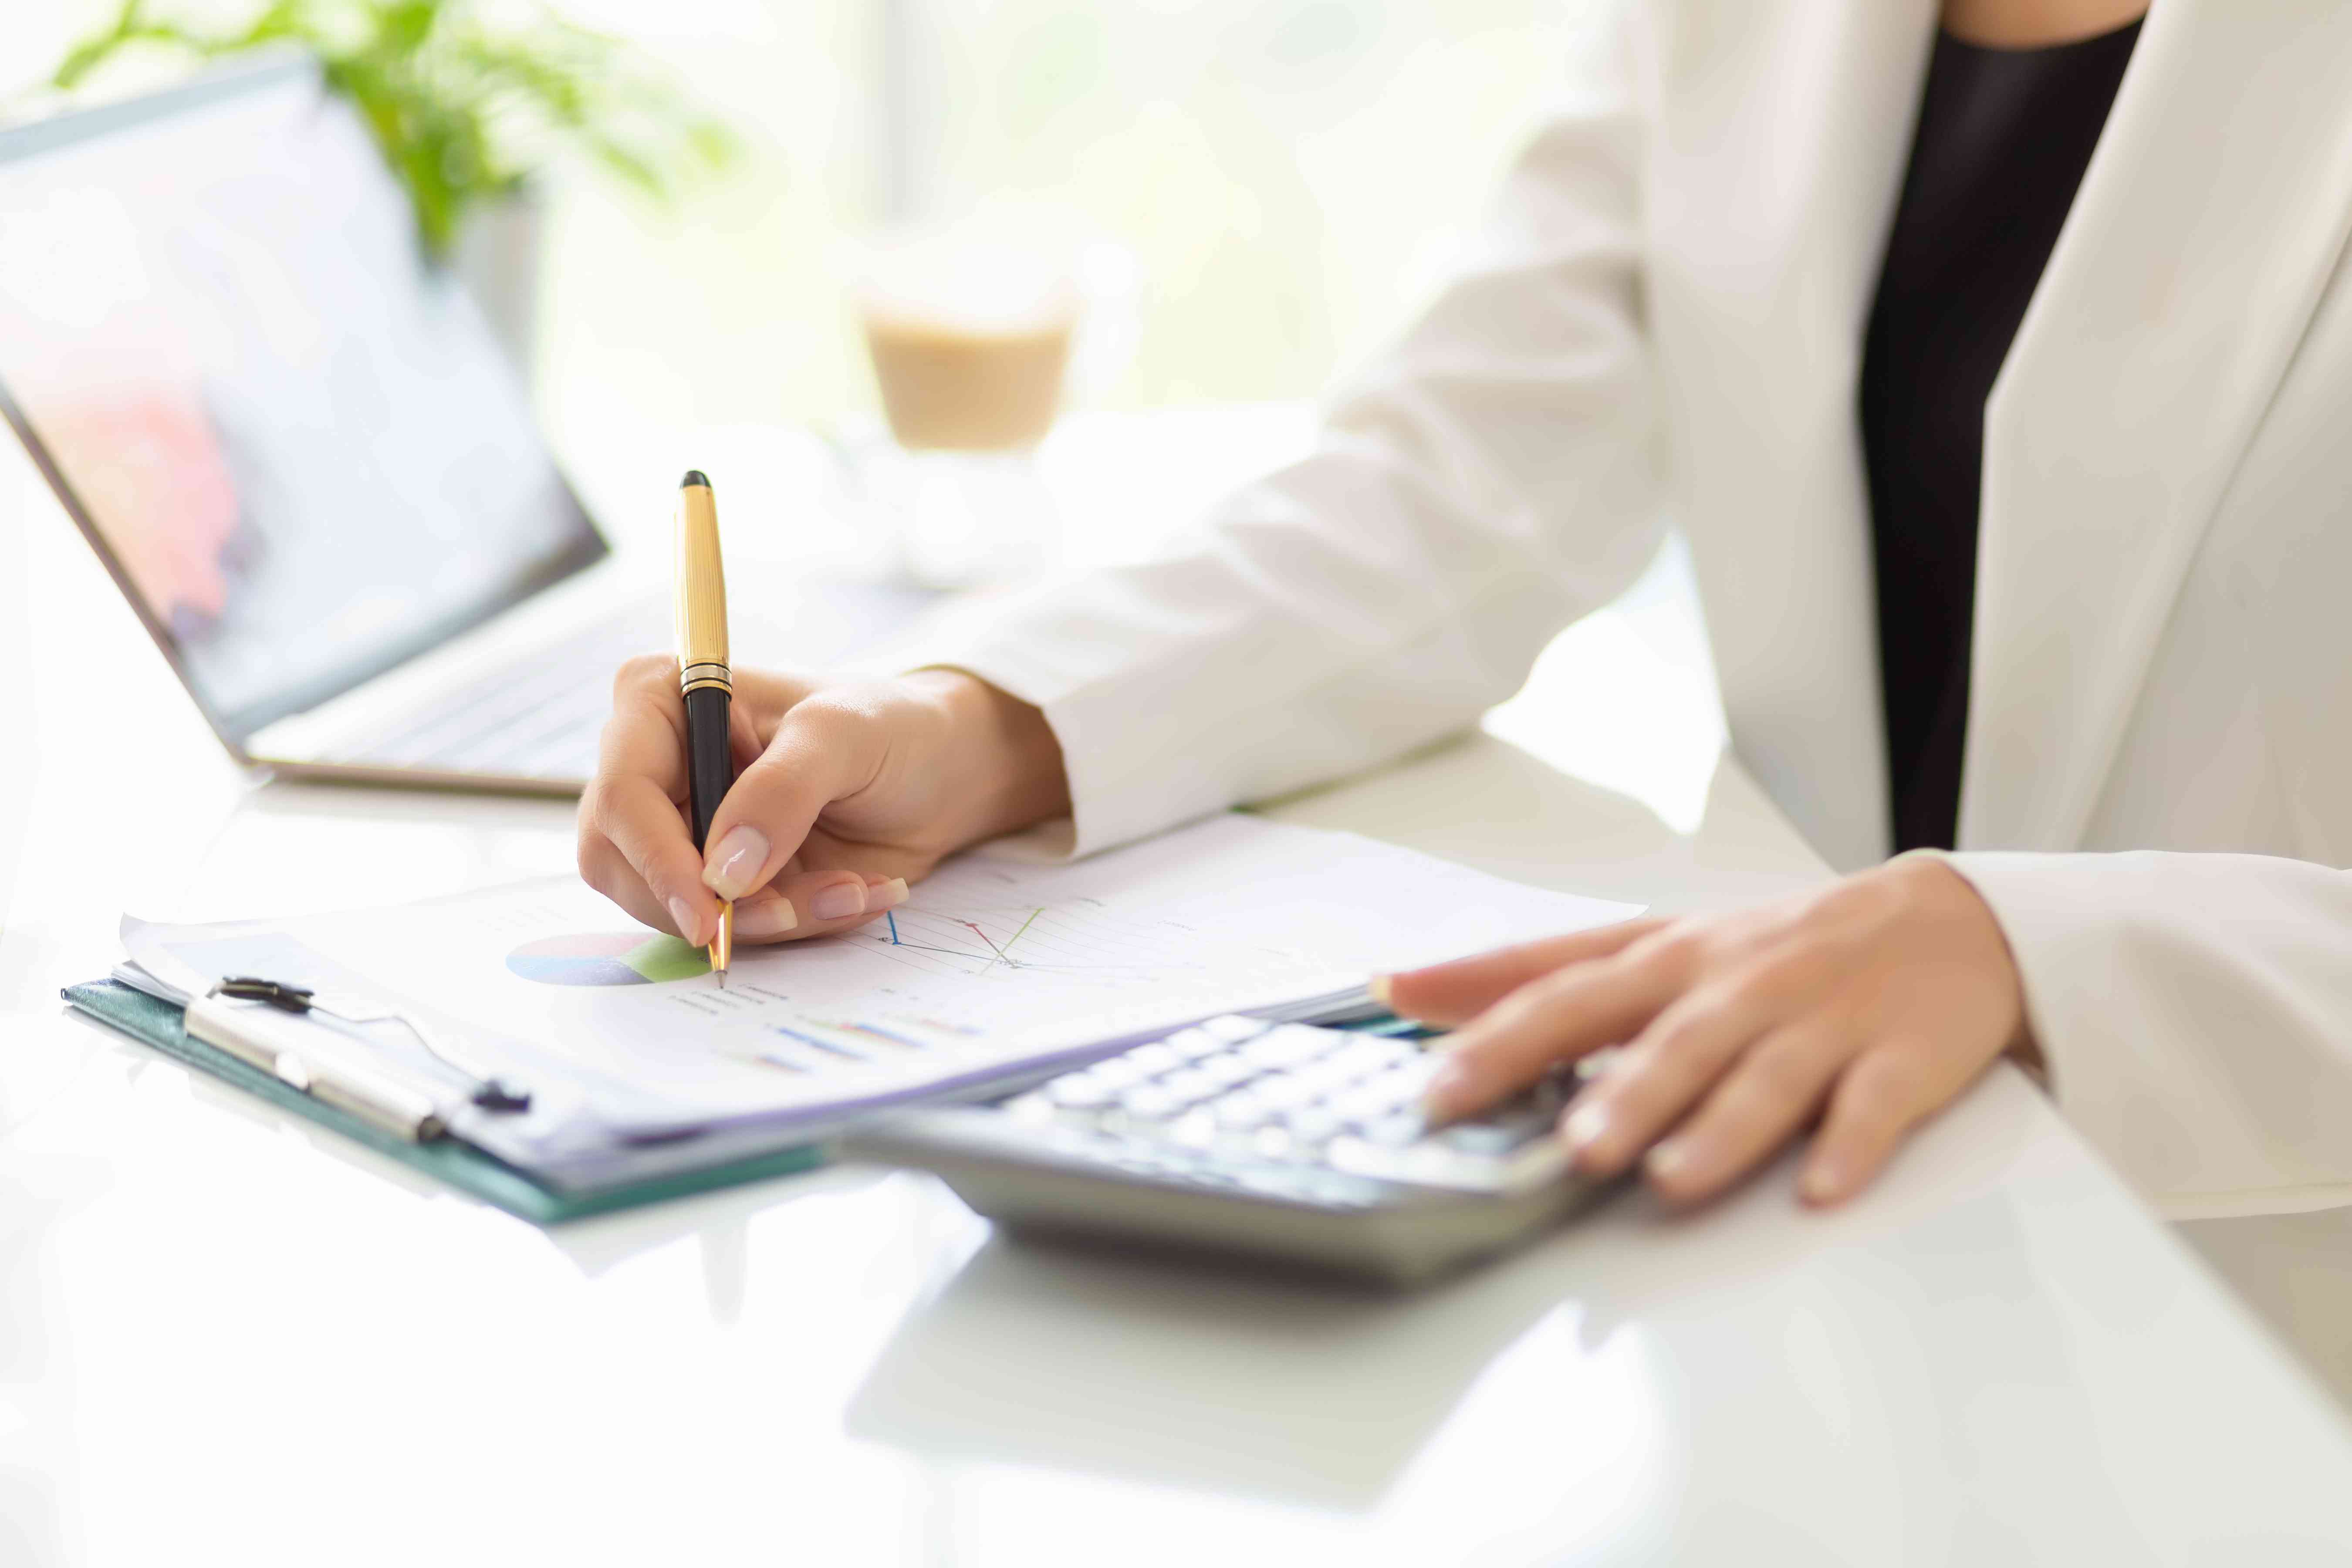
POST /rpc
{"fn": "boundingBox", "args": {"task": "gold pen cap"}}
[675,470,730,695]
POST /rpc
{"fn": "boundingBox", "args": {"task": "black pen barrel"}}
[683,684,734,853]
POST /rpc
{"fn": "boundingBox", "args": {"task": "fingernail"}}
[1562,1102,1611,1158]
[668,896,704,946]
[1800,1161,1845,1204]
[1419,1059,1463,1113]
[1645,1139,1692,1179]
[810,882,867,921]
[873,877,909,910]
[1367,974,1394,1009]
[702,826,769,899]
[734,899,799,938]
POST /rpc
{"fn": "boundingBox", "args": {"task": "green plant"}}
[51,0,740,260]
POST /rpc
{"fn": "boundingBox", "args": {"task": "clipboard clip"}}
[217,976,533,1113]
[215,976,317,1009]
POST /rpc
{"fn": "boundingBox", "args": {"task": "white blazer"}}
[928,0,2352,1220]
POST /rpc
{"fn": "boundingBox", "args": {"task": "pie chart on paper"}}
[505,932,711,987]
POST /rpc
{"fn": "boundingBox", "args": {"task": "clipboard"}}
[61,980,827,1224]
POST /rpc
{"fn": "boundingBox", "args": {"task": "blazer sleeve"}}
[1942,849,2352,1218]
[919,7,1667,857]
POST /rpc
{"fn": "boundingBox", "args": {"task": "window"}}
[13,1,1597,433]
[541,0,1590,433]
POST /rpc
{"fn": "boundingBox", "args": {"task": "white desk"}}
[5,412,2352,1565]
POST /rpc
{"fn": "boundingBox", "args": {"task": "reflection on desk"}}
[843,1069,2352,1561]
[849,1215,1646,1515]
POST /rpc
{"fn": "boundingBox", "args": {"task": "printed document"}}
[123,814,1640,1183]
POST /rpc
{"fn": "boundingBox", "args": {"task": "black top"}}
[1860,20,2141,852]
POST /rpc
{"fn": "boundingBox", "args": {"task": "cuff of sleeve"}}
[1930,849,2205,1203]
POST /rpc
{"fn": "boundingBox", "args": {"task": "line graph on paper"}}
[846,899,1222,984]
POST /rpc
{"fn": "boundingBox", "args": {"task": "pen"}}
[676,470,736,987]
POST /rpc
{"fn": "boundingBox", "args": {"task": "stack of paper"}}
[119,814,1640,1190]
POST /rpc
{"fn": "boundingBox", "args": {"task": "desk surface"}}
[5,411,2352,1565]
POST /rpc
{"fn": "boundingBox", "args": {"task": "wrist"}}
[1902,852,2044,1075]
[905,668,1073,848]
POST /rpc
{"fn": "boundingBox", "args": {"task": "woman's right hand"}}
[577,659,1070,947]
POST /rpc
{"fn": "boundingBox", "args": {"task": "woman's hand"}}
[577,661,1069,947]
[1391,857,2030,1207]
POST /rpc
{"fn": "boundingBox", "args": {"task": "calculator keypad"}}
[1005,1016,1585,1195]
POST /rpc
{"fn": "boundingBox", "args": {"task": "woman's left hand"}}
[1390,857,2031,1207]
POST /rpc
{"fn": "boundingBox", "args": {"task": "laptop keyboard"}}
[345,574,938,786]
[356,615,654,782]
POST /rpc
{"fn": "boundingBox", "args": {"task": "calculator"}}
[840,1016,1608,1287]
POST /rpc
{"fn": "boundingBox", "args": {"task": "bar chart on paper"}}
[666,879,1348,1081]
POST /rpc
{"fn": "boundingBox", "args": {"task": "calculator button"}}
[1254,1074,1320,1110]
[1166,1028,1226,1062]
[1088,1057,1152,1091]
[1333,1077,1418,1122]
[1158,1068,1223,1107]
[1196,1054,1257,1091]
[1357,1036,1421,1068]
[1293,1055,1365,1096]
[1201,1015,1268,1041]
[1122,1043,1182,1075]
[1211,1091,1278,1131]
[1120,1084,1184,1120]
[1250,1126,1298,1161]
[1282,1105,1344,1143]
[1324,1040,1406,1084]
[1362,1112,1426,1146]
[1047,1075,1117,1110]
[1167,1111,1219,1148]
[1240,1026,1337,1070]
[1372,1061,1438,1101]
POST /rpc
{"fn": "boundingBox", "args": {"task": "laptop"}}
[0,57,921,794]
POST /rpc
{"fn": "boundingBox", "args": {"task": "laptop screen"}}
[0,61,606,741]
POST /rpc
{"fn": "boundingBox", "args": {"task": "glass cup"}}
[846,220,1132,588]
